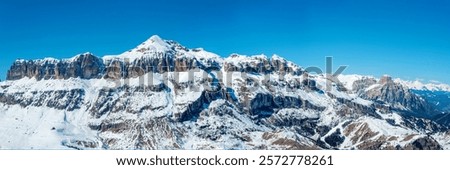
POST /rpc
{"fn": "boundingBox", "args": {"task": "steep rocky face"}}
[103,54,212,80]
[7,53,104,80]
[362,75,437,118]
[223,54,303,75]
[1,35,450,150]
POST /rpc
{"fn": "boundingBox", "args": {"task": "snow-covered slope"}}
[1,35,449,150]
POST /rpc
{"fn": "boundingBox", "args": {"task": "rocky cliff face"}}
[7,53,104,80]
[1,35,450,150]
[362,75,437,118]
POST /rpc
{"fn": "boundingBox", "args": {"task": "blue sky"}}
[1,0,449,83]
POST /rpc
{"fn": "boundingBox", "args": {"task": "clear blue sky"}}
[1,0,449,83]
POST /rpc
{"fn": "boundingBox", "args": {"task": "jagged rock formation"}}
[1,35,450,150]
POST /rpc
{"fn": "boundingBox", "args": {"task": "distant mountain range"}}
[1,35,449,150]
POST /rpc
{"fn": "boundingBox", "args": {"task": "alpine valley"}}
[1,35,450,150]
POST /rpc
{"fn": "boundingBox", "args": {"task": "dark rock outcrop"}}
[0,89,84,111]
[404,137,442,150]
[325,129,345,148]
[223,54,303,75]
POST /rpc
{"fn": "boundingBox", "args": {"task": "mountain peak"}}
[134,35,171,53]
[271,54,286,61]
[147,35,165,43]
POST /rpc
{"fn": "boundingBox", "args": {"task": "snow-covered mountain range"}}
[1,35,449,150]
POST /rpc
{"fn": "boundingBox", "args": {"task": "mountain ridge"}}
[1,35,450,150]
